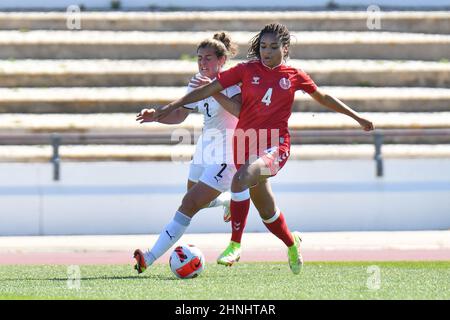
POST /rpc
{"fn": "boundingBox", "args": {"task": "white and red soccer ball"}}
[169,244,205,279]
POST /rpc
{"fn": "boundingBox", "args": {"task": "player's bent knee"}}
[232,170,252,190]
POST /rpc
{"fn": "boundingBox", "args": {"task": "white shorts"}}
[188,162,236,193]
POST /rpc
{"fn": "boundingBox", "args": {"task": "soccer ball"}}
[169,244,205,279]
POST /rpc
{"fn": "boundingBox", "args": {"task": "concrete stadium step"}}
[0,86,448,113]
[0,30,448,60]
[1,59,449,88]
[2,112,450,144]
[1,144,449,162]
[0,11,449,34]
[2,112,450,132]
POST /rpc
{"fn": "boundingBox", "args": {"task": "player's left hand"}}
[357,117,374,131]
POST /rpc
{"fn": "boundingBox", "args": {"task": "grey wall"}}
[0,159,449,236]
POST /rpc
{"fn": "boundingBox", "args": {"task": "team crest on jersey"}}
[279,77,291,90]
[252,76,260,85]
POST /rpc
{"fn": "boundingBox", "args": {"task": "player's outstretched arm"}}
[190,74,241,117]
[136,107,191,124]
[154,80,224,121]
[309,88,374,131]
[213,93,241,118]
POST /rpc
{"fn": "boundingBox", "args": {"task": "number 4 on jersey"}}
[261,88,273,106]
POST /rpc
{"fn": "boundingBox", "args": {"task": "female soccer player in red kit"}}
[141,23,374,274]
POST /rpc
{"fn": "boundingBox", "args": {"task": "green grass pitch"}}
[0,261,448,300]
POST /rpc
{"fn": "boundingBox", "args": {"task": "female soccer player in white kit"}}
[133,32,242,273]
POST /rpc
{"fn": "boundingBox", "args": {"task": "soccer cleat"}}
[133,249,147,274]
[217,241,241,266]
[288,232,304,275]
[223,201,231,223]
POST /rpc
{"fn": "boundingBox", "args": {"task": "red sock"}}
[230,198,250,243]
[263,210,294,247]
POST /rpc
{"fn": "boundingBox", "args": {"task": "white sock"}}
[144,211,191,265]
[207,191,231,208]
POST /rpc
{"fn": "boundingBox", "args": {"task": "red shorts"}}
[233,132,291,177]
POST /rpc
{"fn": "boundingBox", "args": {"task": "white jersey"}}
[184,75,240,167]
[184,75,240,133]
[184,75,240,192]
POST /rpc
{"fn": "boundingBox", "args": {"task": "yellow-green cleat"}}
[288,232,304,275]
[217,241,241,266]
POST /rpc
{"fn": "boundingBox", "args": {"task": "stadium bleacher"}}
[0,11,449,163]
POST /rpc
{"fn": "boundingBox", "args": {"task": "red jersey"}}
[217,60,317,137]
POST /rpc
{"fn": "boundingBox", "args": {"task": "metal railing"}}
[1,128,450,181]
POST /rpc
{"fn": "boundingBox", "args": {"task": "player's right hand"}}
[136,108,157,123]
[357,117,374,132]
[189,74,212,88]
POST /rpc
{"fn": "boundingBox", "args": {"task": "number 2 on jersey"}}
[204,102,211,117]
[261,88,273,106]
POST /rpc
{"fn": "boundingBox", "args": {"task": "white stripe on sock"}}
[231,189,250,202]
[263,207,281,224]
